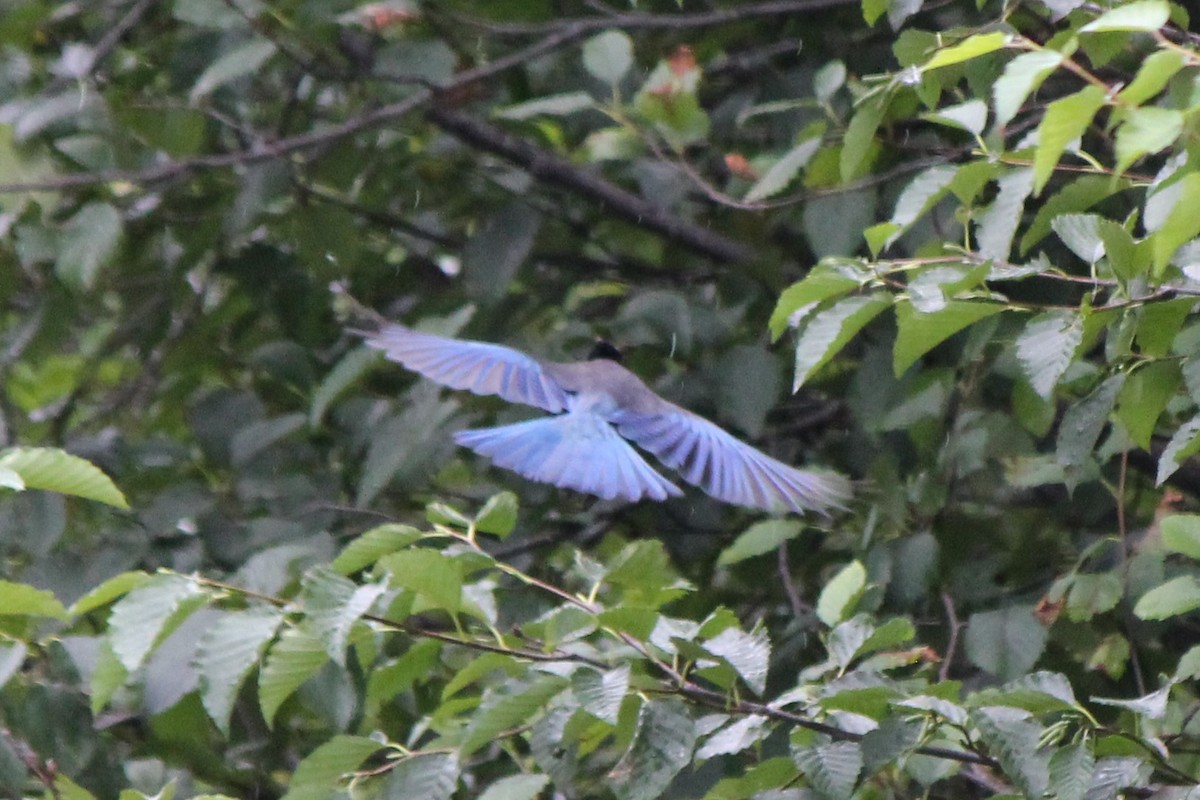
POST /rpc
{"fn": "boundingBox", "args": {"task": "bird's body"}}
[362,323,850,515]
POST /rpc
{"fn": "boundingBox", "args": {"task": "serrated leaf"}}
[973,670,1080,712]
[1021,175,1126,254]
[973,706,1050,797]
[922,32,1009,70]
[994,49,1064,126]
[195,605,284,734]
[1116,49,1185,105]
[1134,575,1200,620]
[976,166,1034,260]
[107,574,206,671]
[793,294,891,390]
[475,491,518,538]
[1116,362,1179,449]
[1016,310,1083,398]
[259,624,329,726]
[893,300,1005,375]
[0,447,128,509]
[478,774,550,800]
[461,675,569,755]
[310,346,378,428]
[795,741,863,799]
[278,735,382,800]
[1114,107,1183,176]
[703,626,770,694]
[840,92,887,181]
[1161,514,1200,559]
[1053,213,1105,263]
[191,39,276,101]
[769,268,862,340]
[583,30,633,85]
[1033,85,1106,195]
[1092,686,1171,719]
[745,138,821,202]
[610,699,696,800]
[379,754,459,800]
[817,561,866,627]
[890,164,957,231]
[331,524,423,575]
[573,665,629,725]
[70,572,152,617]
[379,548,462,613]
[921,99,987,135]
[1056,374,1124,491]
[300,567,385,665]
[1080,0,1169,32]
[1157,415,1200,485]
[717,519,803,565]
[1151,172,1200,275]
[1067,573,1123,621]
[0,580,68,620]
[1048,742,1094,800]
[964,606,1047,680]
[55,202,122,289]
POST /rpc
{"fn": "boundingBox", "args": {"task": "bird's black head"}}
[587,339,623,362]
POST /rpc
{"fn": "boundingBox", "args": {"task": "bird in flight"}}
[361,323,850,515]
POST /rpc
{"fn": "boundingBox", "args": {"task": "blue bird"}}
[362,323,850,515]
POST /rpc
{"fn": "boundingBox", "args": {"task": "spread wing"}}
[362,324,570,413]
[455,413,682,503]
[613,408,851,515]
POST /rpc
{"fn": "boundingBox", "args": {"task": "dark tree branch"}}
[425,104,756,264]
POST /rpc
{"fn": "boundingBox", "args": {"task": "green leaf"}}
[1016,310,1083,398]
[475,491,518,538]
[817,560,867,627]
[278,735,382,800]
[478,774,550,800]
[0,446,128,509]
[921,99,987,135]
[840,92,887,181]
[976,167,1034,260]
[310,346,378,428]
[993,49,1064,126]
[55,202,122,289]
[1066,573,1123,621]
[1151,172,1200,275]
[300,567,385,665]
[460,675,569,755]
[1116,362,1180,449]
[1161,514,1200,560]
[744,138,821,203]
[890,164,957,231]
[1157,415,1200,485]
[610,699,696,800]
[107,574,206,671]
[1033,85,1106,196]
[379,548,463,614]
[230,413,306,466]
[583,30,633,85]
[1116,49,1185,105]
[793,293,891,390]
[1048,742,1095,800]
[921,32,1009,70]
[794,741,863,800]
[495,92,595,120]
[717,519,803,565]
[1114,107,1183,176]
[378,754,458,800]
[259,624,329,726]
[1136,297,1194,356]
[195,605,284,734]
[964,606,1048,680]
[972,670,1080,713]
[1021,175,1128,254]
[1056,374,1124,491]
[0,580,68,620]
[861,0,888,25]
[190,39,276,100]
[573,665,629,725]
[1134,575,1200,620]
[703,626,770,694]
[1080,0,1169,32]
[894,300,1005,376]
[1053,213,1105,263]
[331,524,423,575]
[769,268,862,340]
[972,706,1050,797]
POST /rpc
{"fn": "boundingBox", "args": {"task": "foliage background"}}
[1,0,1200,797]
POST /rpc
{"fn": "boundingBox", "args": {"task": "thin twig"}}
[939,591,963,682]
[777,542,809,619]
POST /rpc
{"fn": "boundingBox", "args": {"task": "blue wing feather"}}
[363,324,570,413]
[613,409,850,515]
